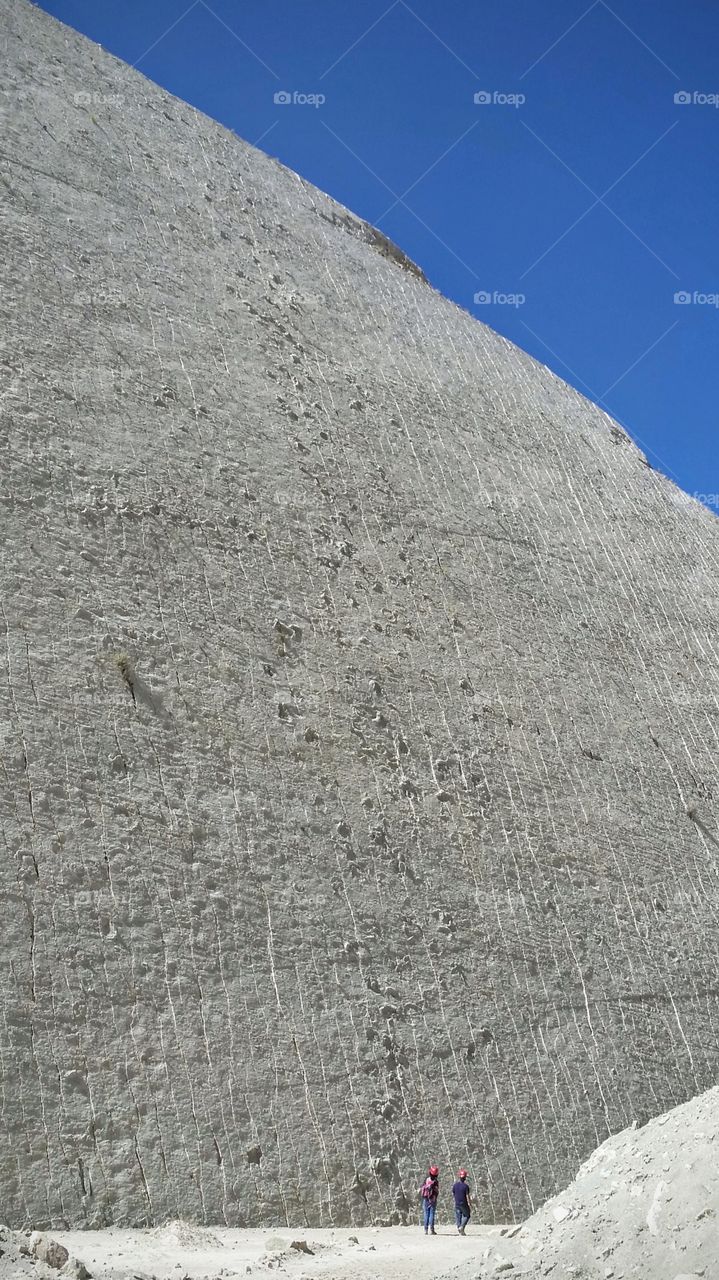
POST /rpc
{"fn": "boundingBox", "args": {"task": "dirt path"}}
[53,1222,518,1280]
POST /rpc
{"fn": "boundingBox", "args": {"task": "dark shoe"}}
[430,1228,436,1235]
[460,1227,466,1235]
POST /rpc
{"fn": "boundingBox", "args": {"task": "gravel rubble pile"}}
[445,1086,717,1279]
[0,1227,90,1280]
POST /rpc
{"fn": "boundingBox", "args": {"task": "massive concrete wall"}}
[2,0,719,1231]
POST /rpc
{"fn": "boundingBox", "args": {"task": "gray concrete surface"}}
[3,0,719,1233]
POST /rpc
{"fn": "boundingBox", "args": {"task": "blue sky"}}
[37,0,719,507]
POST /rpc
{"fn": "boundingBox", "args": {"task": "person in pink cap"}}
[452,1168,472,1234]
[418,1164,439,1234]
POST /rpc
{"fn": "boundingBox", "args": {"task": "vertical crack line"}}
[264,895,283,1013]
[133,1138,153,1220]
[21,740,35,829]
[25,900,36,1003]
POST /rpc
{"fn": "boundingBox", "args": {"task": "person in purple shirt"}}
[452,1168,472,1234]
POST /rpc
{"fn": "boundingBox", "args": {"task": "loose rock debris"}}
[443,1085,719,1278]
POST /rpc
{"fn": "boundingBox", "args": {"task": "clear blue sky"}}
[37,0,719,507]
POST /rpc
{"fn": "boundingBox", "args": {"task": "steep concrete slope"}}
[446,1085,719,1278]
[2,0,719,1231]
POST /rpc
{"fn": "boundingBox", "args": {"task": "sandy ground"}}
[51,1223,519,1280]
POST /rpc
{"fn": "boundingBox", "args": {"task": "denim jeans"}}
[455,1205,470,1231]
[423,1200,436,1231]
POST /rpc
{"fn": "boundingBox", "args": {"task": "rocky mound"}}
[4,0,719,1231]
[0,1227,89,1280]
[448,1086,717,1278]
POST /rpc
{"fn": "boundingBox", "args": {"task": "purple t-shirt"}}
[453,1178,470,1209]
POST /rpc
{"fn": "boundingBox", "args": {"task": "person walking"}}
[452,1168,472,1234]
[418,1164,440,1234]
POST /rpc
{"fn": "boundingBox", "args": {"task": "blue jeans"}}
[455,1205,470,1232]
[423,1200,436,1231]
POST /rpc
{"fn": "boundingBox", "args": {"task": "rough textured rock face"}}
[3,0,719,1232]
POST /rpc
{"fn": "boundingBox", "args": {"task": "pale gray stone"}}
[60,1260,92,1280]
[31,1236,70,1270]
